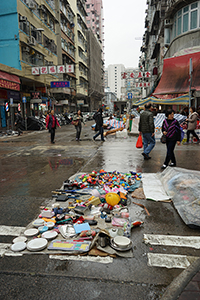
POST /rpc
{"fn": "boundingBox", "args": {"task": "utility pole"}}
[189,58,193,108]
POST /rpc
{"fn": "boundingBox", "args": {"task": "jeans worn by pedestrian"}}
[164,140,177,166]
[142,133,155,157]
[93,126,105,141]
[50,128,55,143]
[75,124,82,140]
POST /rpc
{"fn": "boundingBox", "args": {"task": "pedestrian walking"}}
[46,110,61,144]
[161,109,181,170]
[138,103,155,159]
[184,106,200,144]
[73,110,84,141]
[93,108,105,141]
[14,111,23,136]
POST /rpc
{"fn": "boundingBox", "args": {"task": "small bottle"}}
[123,217,131,238]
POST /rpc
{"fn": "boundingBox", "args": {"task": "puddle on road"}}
[0,156,85,198]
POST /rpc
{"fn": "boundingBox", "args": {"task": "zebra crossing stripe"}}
[0,225,26,236]
[147,253,191,269]
[144,234,200,249]
[0,243,12,257]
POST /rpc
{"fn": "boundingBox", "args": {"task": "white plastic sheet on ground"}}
[159,167,200,228]
[142,173,171,201]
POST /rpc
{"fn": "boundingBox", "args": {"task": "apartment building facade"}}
[0,0,104,128]
[140,0,200,106]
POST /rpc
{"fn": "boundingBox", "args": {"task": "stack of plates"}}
[24,228,39,237]
[32,219,45,228]
[13,236,27,243]
[27,238,48,252]
[11,242,26,252]
[42,231,58,240]
[44,222,55,229]
[110,236,132,251]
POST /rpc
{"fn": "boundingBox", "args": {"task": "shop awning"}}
[0,71,20,84]
[153,52,200,96]
[134,94,190,106]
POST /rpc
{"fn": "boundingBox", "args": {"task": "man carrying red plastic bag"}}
[138,103,155,160]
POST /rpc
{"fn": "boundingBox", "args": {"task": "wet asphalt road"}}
[0,121,200,300]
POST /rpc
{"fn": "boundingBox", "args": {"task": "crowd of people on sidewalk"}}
[138,103,200,170]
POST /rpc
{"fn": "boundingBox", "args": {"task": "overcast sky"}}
[103,0,147,69]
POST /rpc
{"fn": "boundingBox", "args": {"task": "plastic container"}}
[123,217,131,238]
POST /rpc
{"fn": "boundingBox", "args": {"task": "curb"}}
[161,258,200,300]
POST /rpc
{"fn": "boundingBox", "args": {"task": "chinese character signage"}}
[50,81,70,88]
[31,91,41,99]
[40,67,48,74]
[32,65,74,75]
[121,72,151,79]
[0,79,20,91]
[134,82,151,88]
[32,67,40,75]
[66,64,74,73]
[49,66,56,74]
[57,65,65,73]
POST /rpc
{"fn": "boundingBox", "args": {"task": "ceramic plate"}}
[27,238,48,252]
[110,238,132,252]
[11,242,26,252]
[113,236,131,248]
[42,231,58,240]
[32,219,45,227]
[44,222,55,229]
[24,228,39,237]
[38,226,48,233]
[13,236,27,244]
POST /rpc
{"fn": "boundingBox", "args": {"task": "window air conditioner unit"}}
[145,9,148,13]
[28,36,36,46]
[164,19,173,27]
[19,16,27,22]
[39,5,46,12]
[24,46,30,52]
[28,0,36,10]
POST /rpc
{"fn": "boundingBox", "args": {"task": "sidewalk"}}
[161,258,200,300]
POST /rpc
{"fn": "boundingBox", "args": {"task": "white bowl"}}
[113,236,131,249]
[32,219,45,228]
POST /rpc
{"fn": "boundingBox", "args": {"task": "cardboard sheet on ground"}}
[159,167,200,228]
[142,173,171,201]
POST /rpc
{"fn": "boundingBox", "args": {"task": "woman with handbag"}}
[161,109,181,170]
[73,110,84,141]
[184,106,200,144]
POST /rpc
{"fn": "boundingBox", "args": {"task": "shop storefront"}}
[0,71,21,129]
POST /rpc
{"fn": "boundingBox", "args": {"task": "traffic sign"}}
[22,97,26,103]
[127,93,132,99]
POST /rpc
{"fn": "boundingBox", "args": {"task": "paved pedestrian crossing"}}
[144,234,200,269]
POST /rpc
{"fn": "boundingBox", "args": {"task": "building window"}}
[86,4,90,9]
[191,3,198,29]
[177,9,182,35]
[87,20,90,24]
[183,6,189,32]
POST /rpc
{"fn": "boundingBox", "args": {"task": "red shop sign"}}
[0,79,20,91]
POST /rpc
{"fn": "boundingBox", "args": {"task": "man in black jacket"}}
[138,103,155,159]
[93,108,105,141]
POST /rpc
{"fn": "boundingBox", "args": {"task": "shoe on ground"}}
[51,141,55,144]
[169,163,176,167]
[161,164,167,170]
[93,137,95,141]
[101,139,105,142]
[142,152,149,160]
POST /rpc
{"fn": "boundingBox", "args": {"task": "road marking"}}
[49,255,113,264]
[0,225,26,236]
[147,253,191,269]
[0,243,12,257]
[144,234,200,249]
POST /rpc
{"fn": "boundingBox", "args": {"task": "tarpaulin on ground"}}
[104,119,125,129]
[153,52,200,95]
[154,113,187,128]
[159,167,200,228]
